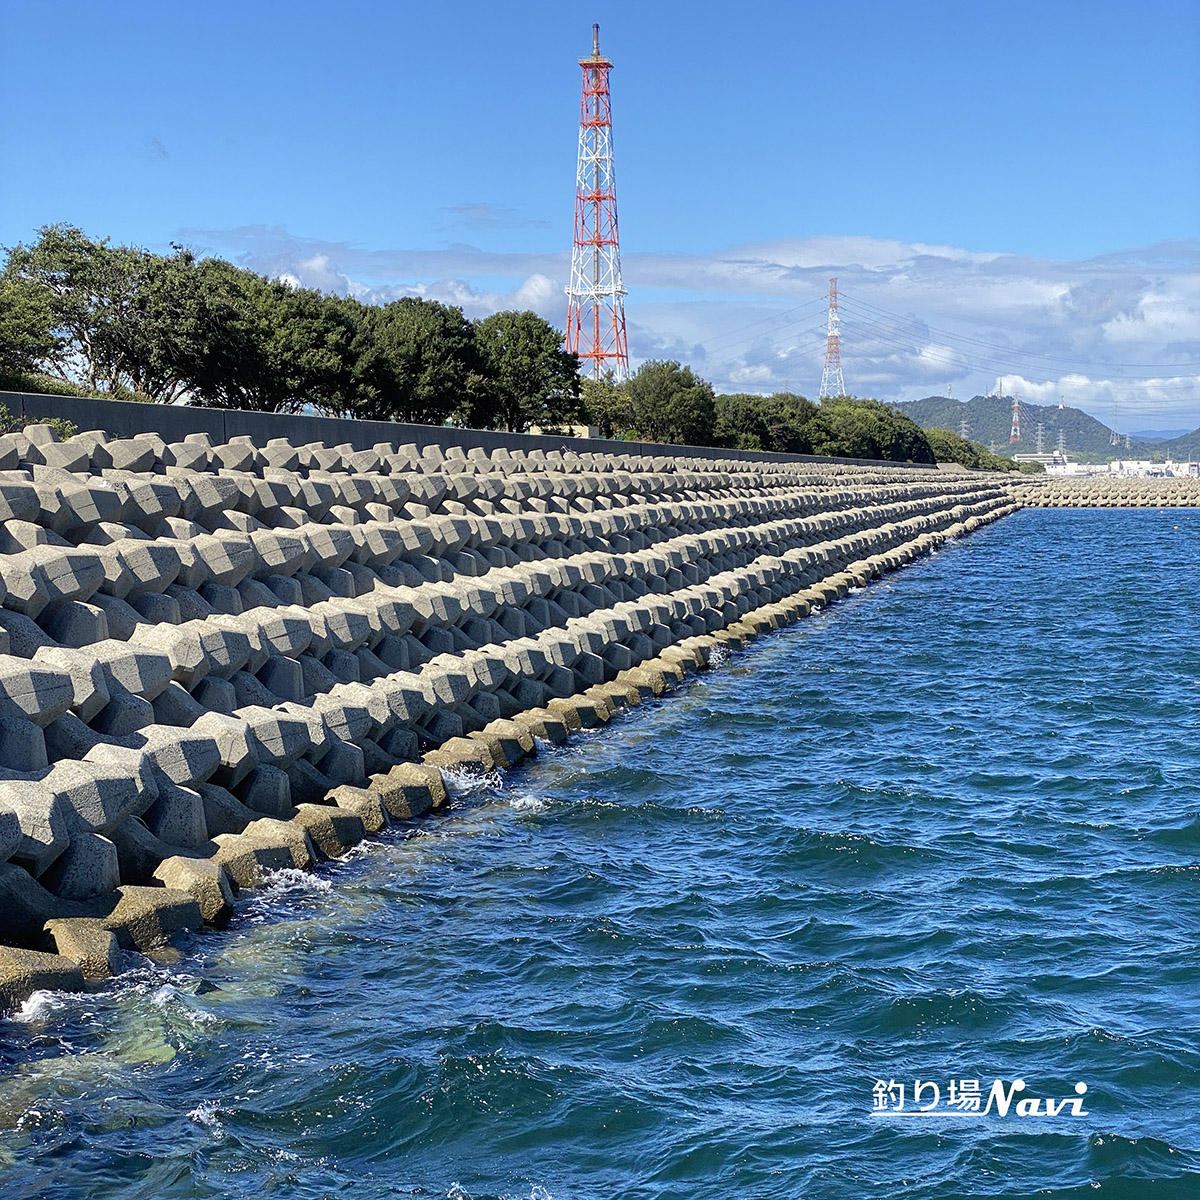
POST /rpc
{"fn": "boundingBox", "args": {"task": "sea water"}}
[1,507,1198,1199]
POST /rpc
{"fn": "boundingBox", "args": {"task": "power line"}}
[834,305,1200,391]
[838,294,1200,375]
[699,297,827,352]
[697,284,1198,405]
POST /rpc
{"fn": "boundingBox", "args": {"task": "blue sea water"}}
[2,507,1199,1199]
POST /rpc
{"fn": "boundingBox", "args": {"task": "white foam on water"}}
[107,959,204,1006]
[442,766,505,798]
[338,838,386,862]
[131,978,216,1032]
[13,989,69,1023]
[259,867,333,898]
[708,645,731,668]
[509,795,547,814]
[15,1106,50,1132]
[187,1100,224,1133]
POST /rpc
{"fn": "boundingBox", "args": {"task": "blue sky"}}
[2,0,1198,431]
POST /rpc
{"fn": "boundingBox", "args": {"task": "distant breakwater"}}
[0,394,1022,1007]
[1005,474,1200,507]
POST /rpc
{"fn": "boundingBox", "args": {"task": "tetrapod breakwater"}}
[0,395,1019,1007]
[1004,474,1200,507]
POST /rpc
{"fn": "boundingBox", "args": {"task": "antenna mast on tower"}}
[818,277,845,399]
[564,23,629,382]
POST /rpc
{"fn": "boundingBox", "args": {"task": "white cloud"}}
[999,372,1200,425]
[356,272,564,323]
[182,224,1200,430]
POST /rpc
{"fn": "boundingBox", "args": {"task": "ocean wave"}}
[258,866,334,897]
[12,989,71,1024]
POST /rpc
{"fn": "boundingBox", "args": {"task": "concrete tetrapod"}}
[0,415,1022,1007]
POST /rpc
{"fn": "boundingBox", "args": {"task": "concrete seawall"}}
[0,405,1019,1007]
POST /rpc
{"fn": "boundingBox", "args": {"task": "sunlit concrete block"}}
[90,639,174,700]
[174,531,257,590]
[0,546,105,617]
[0,480,41,523]
[0,657,76,726]
[89,684,155,736]
[128,725,223,788]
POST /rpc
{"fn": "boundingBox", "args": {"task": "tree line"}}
[583,366,939,461]
[0,224,1039,470]
[0,224,579,432]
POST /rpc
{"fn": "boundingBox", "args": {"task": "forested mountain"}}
[891,395,1123,458]
[1155,428,1200,459]
[895,395,1200,461]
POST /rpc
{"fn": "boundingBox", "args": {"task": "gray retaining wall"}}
[0,390,939,471]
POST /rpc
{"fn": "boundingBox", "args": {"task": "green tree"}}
[466,310,580,432]
[2,226,371,410]
[714,391,818,453]
[254,282,362,416]
[806,397,935,463]
[351,297,483,425]
[103,245,225,402]
[623,359,717,445]
[581,372,632,438]
[925,427,984,468]
[0,275,59,382]
[924,426,1040,472]
[2,223,151,394]
[178,265,364,414]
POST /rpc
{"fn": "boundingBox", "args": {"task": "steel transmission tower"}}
[818,277,845,399]
[1009,392,1022,443]
[1110,399,1120,446]
[564,24,629,382]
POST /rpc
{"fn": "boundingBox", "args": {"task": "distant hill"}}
[1156,428,1200,459]
[1128,428,1193,442]
[891,395,1118,458]
[892,395,1200,462]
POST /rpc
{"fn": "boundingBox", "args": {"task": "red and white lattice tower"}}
[818,277,845,399]
[564,24,629,382]
[1009,392,1022,443]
